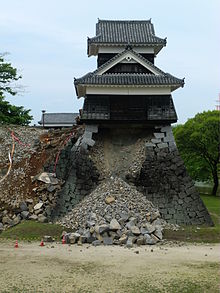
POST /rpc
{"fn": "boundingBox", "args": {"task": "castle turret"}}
[75,19,184,126]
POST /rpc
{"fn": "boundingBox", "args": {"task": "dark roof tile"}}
[74,73,184,87]
[88,19,166,45]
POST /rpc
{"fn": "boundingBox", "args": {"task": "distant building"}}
[38,112,79,128]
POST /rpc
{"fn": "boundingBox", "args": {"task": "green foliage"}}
[173,111,220,195]
[0,95,32,125]
[0,54,33,125]
[0,54,21,95]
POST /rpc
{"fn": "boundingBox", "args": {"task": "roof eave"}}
[87,42,166,56]
[75,83,183,92]
[75,84,86,98]
[171,82,185,92]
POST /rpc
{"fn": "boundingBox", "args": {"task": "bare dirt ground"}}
[0,241,219,293]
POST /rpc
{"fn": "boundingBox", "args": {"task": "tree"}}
[173,110,220,195]
[0,54,33,125]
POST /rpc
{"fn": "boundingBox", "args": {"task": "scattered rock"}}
[2,216,11,225]
[109,219,121,230]
[119,235,128,245]
[21,211,29,219]
[126,237,134,248]
[43,235,54,242]
[34,202,44,211]
[105,196,115,204]
[29,214,38,220]
[145,223,156,234]
[92,240,101,246]
[95,224,109,234]
[37,214,48,223]
[35,172,59,185]
[136,236,145,246]
[154,227,163,240]
[20,201,28,212]
[103,237,113,245]
[130,226,141,235]
[26,198,34,204]
[144,234,156,245]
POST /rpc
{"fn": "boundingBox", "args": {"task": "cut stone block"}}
[151,138,161,144]
[85,124,98,133]
[157,143,168,149]
[153,133,165,139]
[160,126,172,133]
[83,131,93,139]
[163,136,175,143]
[145,142,156,147]
[82,137,95,147]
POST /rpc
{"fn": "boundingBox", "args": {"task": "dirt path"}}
[0,241,219,292]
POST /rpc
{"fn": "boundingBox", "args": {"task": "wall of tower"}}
[132,126,213,225]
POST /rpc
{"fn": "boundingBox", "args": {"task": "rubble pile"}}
[0,125,82,231]
[0,125,46,168]
[0,172,64,231]
[58,177,165,247]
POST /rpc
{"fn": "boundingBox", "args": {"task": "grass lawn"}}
[164,194,220,243]
[0,220,72,241]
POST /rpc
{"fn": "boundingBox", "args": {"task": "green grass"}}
[200,194,220,224]
[0,220,72,241]
[164,194,220,243]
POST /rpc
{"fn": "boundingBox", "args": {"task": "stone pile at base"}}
[58,177,167,247]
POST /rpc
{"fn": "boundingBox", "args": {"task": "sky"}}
[0,0,220,125]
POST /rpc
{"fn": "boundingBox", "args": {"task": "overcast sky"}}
[1,0,219,125]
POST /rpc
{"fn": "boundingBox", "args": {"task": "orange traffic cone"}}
[14,239,18,248]
[40,239,45,247]
[62,235,66,244]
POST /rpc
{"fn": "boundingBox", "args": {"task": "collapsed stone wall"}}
[45,140,100,219]
[43,124,213,226]
[87,125,213,226]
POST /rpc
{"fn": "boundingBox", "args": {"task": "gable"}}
[96,51,162,76]
[106,62,152,74]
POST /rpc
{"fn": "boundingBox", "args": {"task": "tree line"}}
[0,54,32,125]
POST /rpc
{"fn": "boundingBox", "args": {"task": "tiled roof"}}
[88,19,166,45]
[38,113,78,125]
[74,73,184,87]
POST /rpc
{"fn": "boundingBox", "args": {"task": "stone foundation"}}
[134,125,213,225]
[50,124,213,226]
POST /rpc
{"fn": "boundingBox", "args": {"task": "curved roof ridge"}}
[97,19,152,23]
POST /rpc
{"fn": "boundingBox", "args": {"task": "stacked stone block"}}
[135,125,213,226]
[50,137,100,219]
